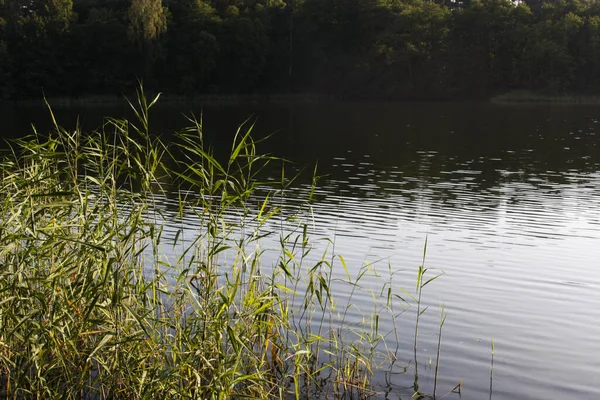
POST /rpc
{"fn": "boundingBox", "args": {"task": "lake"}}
[1,101,600,399]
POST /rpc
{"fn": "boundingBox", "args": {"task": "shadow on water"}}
[3,101,600,182]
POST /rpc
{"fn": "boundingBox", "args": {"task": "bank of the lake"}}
[491,90,600,104]
[6,93,342,108]
[10,88,600,110]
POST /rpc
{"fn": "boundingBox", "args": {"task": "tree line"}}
[1,0,600,100]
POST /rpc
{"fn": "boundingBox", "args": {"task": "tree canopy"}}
[2,0,600,100]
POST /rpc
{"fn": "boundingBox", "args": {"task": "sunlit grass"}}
[0,88,455,399]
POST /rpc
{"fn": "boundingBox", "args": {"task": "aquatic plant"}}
[0,89,456,399]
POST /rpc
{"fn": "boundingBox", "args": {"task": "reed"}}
[0,88,454,399]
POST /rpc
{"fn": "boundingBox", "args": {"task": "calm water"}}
[2,101,600,399]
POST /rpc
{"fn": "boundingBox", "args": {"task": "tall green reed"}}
[0,88,457,399]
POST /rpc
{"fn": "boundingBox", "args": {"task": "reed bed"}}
[0,89,448,399]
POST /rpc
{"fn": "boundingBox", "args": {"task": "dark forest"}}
[1,0,599,100]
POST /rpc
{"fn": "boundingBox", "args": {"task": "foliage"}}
[129,0,167,42]
[2,0,600,99]
[0,90,453,399]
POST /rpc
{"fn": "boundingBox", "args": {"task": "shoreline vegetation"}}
[0,90,457,399]
[490,90,600,104]
[3,0,600,102]
[5,89,600,109]
[5,92,340,108]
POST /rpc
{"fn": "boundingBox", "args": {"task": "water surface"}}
[2,101,599,399]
